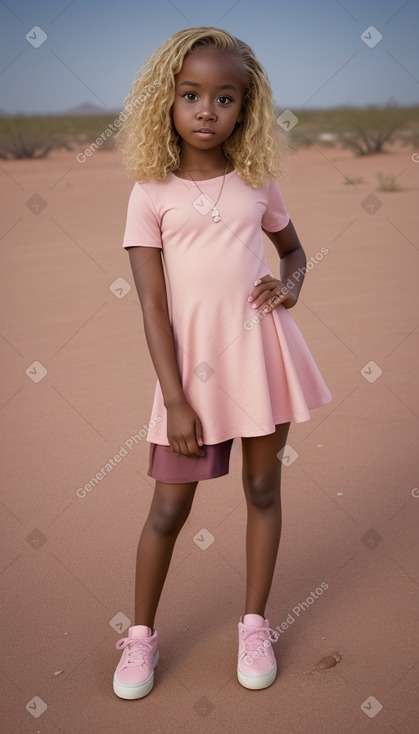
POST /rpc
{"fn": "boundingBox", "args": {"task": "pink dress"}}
[123,170,332,445]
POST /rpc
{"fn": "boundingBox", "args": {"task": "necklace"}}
[187,162,230,223]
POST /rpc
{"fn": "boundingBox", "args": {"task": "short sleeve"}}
[122,182,162,249]
[261,179,290,233]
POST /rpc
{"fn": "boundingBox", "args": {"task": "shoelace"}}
[115,636,154,668]
[241,626,276,657]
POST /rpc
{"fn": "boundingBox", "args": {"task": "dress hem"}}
[146,390,332,446]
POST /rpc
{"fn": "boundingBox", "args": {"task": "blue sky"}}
[0,0,418,114]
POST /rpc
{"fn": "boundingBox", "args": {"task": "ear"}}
[236,107,245,124]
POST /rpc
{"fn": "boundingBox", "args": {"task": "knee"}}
[150,500,191,536]
[244,473,279,510]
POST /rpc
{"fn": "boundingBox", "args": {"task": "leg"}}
[134,479,197,627]
[241,423,290,617]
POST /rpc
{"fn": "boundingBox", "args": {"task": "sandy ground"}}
[1,142,418,733]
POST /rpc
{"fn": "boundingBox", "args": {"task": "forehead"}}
[176,47,246,88]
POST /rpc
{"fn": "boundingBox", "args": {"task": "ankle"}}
[244,610,265,619]
[134,622,155,632]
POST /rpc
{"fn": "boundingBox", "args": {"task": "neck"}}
[178,143,229,174]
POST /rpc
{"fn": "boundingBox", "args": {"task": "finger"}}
[187,430,206,457]
[254,286,288,312]
[250,277,275,293]
[195,418,205,452]
[252,274,274,287]
[250,284,283,309]
[175,439,193,457]
[248,284,277,305]
[249,274,275,298]
[185,439,205,458]
[180,440,193,457]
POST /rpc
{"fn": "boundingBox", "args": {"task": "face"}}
[172,47,246,154]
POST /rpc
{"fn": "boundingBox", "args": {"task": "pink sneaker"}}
[237,614,278,690]
[113,625,159,699]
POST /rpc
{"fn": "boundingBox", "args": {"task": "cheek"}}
[172,100,190,125]
[171,104,184,133]
[225,109,242,131]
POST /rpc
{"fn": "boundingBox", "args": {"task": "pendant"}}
[211,208,221,223]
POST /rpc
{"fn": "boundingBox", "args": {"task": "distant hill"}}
[0,103,122,117]
[62,102,120,116]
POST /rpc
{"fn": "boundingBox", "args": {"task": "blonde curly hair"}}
[115,27,288,188]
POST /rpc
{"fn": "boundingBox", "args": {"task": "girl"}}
[113,26,332,699]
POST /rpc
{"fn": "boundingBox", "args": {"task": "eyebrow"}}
[177,81,238,91]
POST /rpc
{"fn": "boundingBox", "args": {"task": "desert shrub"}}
[279,104,419,156]
[0,114,118,159]
[343,176,363,185]
[287,128,318,150]
[0,117,71,159]
[397,127,419,149]
[333,103,415,155]
[376,172,400,191]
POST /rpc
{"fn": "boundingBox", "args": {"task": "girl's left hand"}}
[247,274,297,312]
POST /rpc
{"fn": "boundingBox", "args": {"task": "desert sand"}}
[1,143,418,733]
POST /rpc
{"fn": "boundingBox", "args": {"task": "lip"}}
[193,129,215,136]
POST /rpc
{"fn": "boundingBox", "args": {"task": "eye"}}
[218,96,233,105]
[183,92,198,101]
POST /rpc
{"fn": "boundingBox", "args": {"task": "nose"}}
[196,104,216,122]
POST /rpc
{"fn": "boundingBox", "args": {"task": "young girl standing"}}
[113,26,331,699]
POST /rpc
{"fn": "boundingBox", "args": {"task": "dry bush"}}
[0,117,72,159]
[0,114,118,159]
[333,103,416,155]
[280,104,419,156]
[343,176,363,185]
[376,172,400,191]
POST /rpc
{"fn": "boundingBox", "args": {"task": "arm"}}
[128,245,205,457]
[248,219,307,311]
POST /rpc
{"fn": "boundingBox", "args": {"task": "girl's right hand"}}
[166,395,205,457]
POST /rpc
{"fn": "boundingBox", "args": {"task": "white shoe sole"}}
[113,650,159,699]
[237,660,277,690]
